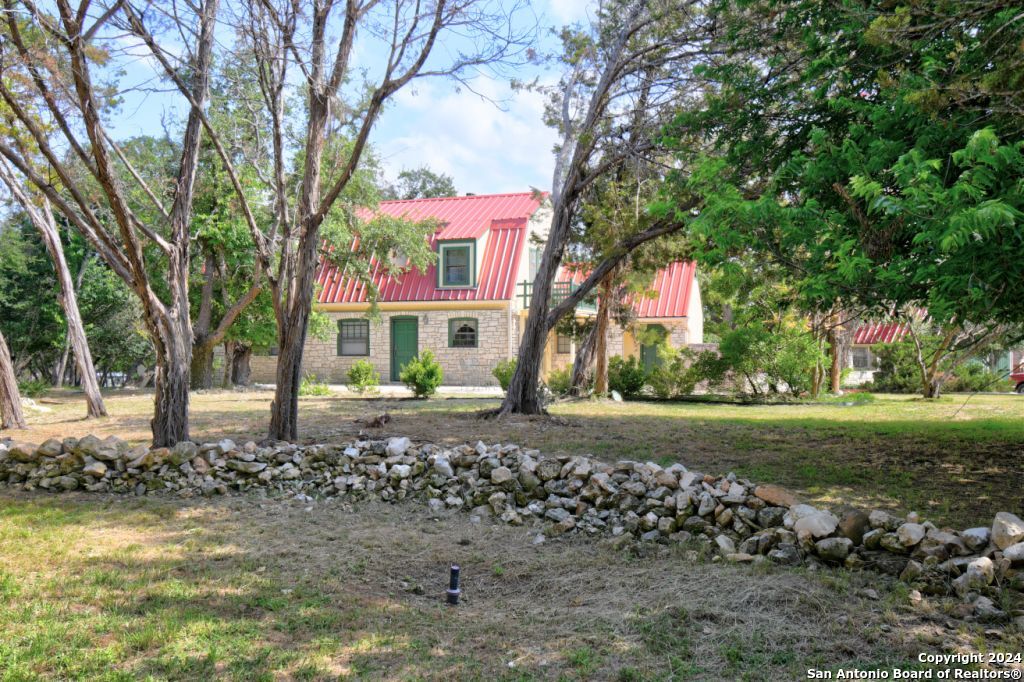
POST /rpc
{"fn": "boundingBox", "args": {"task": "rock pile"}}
[2,434,1023,606]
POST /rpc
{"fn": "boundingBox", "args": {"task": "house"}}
[845,321,911,385]
[844,319,1023,386]
[248,192,703,386]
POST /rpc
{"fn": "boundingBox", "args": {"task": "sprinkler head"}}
[446,564,461,605]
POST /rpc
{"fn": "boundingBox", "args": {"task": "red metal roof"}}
[316,193,543,303]
[558,260,697,318]
[369,192,545,240]
[853,321,911,345]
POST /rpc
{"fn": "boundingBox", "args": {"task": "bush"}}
[400,350,443,398]
[546,367,572,396]
[608,356,648,398]
[492,358,516,392]
[716,325,823,396]
[871,341,925,393]
[17,379,50,398]
[346,359,380,394]
[298,373,331,397]
[646,345,699,398]
[945,362,1012,393]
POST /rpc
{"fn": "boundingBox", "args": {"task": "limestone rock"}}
[815,537,853,562]
[961,527,991,551]
[227,460,267,474]
[8,442,40,463]
[992,512,1024,550]
[37,439,63,458]
[793,511,839,539]
[1002,541,1024,564]
[753,484,798,508]
[868,510,901,531]
[837,509,870,545]
[82,461,107,478]
[490,466,513,485]
[386,437,412,457]
[896,523,926,548]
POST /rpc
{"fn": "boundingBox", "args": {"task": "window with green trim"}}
[439,241,474,287]
[338,319,369,356]
[556,334,571,354]
[449,318,478,348]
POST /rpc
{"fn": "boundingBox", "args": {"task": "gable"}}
[316,193,543,304]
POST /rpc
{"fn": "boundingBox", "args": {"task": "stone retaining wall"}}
[1,435,1022,615]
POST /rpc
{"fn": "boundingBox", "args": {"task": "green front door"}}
[390,317,418,381]
[640,324,667,372]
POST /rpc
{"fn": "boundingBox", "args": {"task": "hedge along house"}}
[248,192,703,386]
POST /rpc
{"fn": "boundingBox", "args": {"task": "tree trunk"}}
[222,341,234,388]
[37,202,106,417]
[190,343,215,390]
[569,324,597,396]
[0,328,27,430]
[594,276,612,394]
[269,244,316,440]
[829,325,842,393]
[149,312,192,447]
[54,334,72,388]
[231,344,252,386]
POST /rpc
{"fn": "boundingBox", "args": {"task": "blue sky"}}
[107,0,593,196]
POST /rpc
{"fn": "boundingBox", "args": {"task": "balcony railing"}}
[518,280,597,312]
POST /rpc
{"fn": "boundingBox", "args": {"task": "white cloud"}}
[545,0,593,26]
[374,78,559,194]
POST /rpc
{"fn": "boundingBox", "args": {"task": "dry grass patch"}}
[5,490,1009,681]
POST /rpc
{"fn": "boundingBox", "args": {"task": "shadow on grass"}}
[2,490,968,681]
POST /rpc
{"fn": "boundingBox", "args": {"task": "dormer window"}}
[438,240,475,288]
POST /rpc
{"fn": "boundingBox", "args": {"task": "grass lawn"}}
[0,491,1010,681]
[12,388,1024,527]
[2,389,1022,679]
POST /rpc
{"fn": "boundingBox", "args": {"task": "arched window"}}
[449,318,478,348]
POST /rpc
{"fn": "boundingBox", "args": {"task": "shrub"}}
[716,325,823,396]
[608,356,647,398]
[546,367,572,396]
[646,344,699,399]
[346,359,380,394]
[17,379,50,398]
[871,341,925,393]
[945,362,1012,393]
[492,358,517,392]
[298,373,331,397]
[400,350,443,398]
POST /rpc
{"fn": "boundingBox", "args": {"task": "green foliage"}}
[647,345,699,399]
[870,341,925,394]
[383,167,457,200]
[607,356,648,398]
[545,367,572,396]
[399,351,443,398]
[814,392,877,405]
[715,325,825,397]
[346,360,380,395]
[492,359,517,393]
[945,363,1011,394]
[298,374,331,397]
[673,0,1024,332]
[17,379,50,398]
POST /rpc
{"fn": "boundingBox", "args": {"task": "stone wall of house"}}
[250,308,511,386]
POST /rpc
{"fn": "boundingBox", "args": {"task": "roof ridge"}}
[379,191,547,206]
